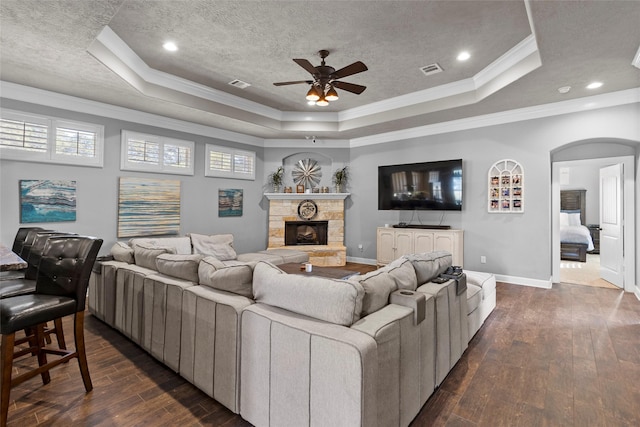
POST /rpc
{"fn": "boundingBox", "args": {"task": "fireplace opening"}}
[285,221,328,246]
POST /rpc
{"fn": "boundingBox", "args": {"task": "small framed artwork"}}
[219,189,243,217]
[20,179,77,223]
[296,184,305,193]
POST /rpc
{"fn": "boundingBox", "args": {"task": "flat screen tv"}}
[378,159,463,210]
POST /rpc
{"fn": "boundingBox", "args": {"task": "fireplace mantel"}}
[264,193,350,201]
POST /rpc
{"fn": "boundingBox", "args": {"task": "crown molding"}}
[0,81,264,147]
[2,81,637,151]
[349,88,640,147]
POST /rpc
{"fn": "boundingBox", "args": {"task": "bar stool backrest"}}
[11,227,43,255]
[36,236,103,312]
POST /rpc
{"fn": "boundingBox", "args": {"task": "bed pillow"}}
[567,213,581,226]
[559,212,569,227]
[189,233,237,261]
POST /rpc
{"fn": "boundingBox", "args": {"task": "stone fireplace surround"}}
[265,193,349,266]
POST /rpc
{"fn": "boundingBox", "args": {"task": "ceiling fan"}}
[273,50,368,106]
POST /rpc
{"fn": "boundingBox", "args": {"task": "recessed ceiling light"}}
[586,81,602,89]
[557,86,571,94]
[163,41,178,52]
[457,51,470,61]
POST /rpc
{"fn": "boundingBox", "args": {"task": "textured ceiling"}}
[1,0,639,141]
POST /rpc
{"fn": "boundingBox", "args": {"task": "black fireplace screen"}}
[284,221,328,245]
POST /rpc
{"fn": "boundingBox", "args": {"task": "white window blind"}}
[205,144,255,180]
[0,109,103,166]
[121,130,194,175]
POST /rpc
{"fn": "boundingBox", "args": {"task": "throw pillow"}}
[350,267,397,316]
[407,251,452,285]
[253,261,364,326]
[133,243,176,270]
[198,256,255,298]
[156,253,203,283]
[110,241,134,264]
[189,233,238,261]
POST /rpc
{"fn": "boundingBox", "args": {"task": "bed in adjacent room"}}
[560,189,594,262]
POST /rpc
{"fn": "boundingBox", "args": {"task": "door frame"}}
[551,156,635,292]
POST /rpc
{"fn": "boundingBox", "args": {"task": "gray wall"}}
[0,99,268,255]
[347,104,639,282]
[1,96,639,287]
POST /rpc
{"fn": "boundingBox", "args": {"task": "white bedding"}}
[560,224,594,251]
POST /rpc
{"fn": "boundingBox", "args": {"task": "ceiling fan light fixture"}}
[325,85,339,101]
[316,96,329,106]
[306,86,320,101]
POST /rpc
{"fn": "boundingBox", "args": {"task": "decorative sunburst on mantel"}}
[292,158,322,188]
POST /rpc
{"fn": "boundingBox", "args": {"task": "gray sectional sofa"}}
[88,233,496,426]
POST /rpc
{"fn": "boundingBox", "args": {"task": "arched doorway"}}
[550,140,636,292]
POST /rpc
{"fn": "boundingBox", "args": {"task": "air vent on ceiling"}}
[228,79,251,89]
[419,63,443,76]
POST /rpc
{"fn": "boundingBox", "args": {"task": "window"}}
[205,144,255,180]
[0,109,103,167]
[121,130,194,175]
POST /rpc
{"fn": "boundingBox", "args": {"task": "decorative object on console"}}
[267,166,284,192]
[19,179,76,223]
[117,177,180,237]
[296,184,305,193]
[297,200,318,220]
[332,165,349,193]
[218,189,243,217]
[292,158,322,189]
[488,159,524,213]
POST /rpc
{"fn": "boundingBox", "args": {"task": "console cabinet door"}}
[376,228,397,265]
[394,230,414,258]
[414,231,435,253]
[377,228,464,266]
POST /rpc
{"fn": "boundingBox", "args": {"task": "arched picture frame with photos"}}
[488,159,524,213]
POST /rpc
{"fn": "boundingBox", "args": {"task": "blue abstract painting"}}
[218,189,243,217]
[118,177,181,237]
[20,180,77,223]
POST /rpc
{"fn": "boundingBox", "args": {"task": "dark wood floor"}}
[5,270,640,426]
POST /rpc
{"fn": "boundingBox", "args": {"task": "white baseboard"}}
[635,286,640,301]
[494,274,553,289]
[346,256,377,265]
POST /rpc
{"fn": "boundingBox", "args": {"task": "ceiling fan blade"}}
[333,80,367,95]
[273,80,314,86]
[332,61,368,79]
[293,58,318,75]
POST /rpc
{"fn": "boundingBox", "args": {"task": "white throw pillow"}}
[189,233,238,261]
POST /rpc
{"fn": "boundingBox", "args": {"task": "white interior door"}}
[599,163,624,287]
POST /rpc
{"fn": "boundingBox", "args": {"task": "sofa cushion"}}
[349,268,397,316]
[190,233,237,261]
[128,236,192,255]
[465,271,497,296]
[198,256,254,298]
[252,261,364,326]
[466,284,482,315]
[236,252,283,264]
[407,251,452,285]
[133,244,176,270]
[155,253,203,283]
[386,256,418,291]
[259,248,309,264]
[110,241,134,264]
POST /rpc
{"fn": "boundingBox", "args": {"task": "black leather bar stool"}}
[1,231,76,351]
[0,235,102,426]
[0,227,43,282]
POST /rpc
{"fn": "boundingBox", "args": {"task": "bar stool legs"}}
[0,312,92,426]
